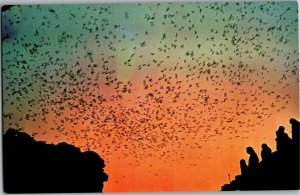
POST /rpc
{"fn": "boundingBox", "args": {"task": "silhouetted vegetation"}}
[3,128,108,193]
[221,118,299,191]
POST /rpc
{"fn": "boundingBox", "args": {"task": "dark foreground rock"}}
[3,128,108,193]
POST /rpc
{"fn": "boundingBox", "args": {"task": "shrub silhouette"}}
[3,128,108,193]
[221,118,299,191]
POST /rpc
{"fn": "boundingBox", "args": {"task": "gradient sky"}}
[2,2,299,192]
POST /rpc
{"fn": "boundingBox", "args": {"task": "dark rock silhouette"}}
[221,118,300,191]
[3,128,108,193]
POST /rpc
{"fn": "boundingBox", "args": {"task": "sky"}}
[2,1,299,192]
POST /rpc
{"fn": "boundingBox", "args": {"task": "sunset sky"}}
[2,2,299,192]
